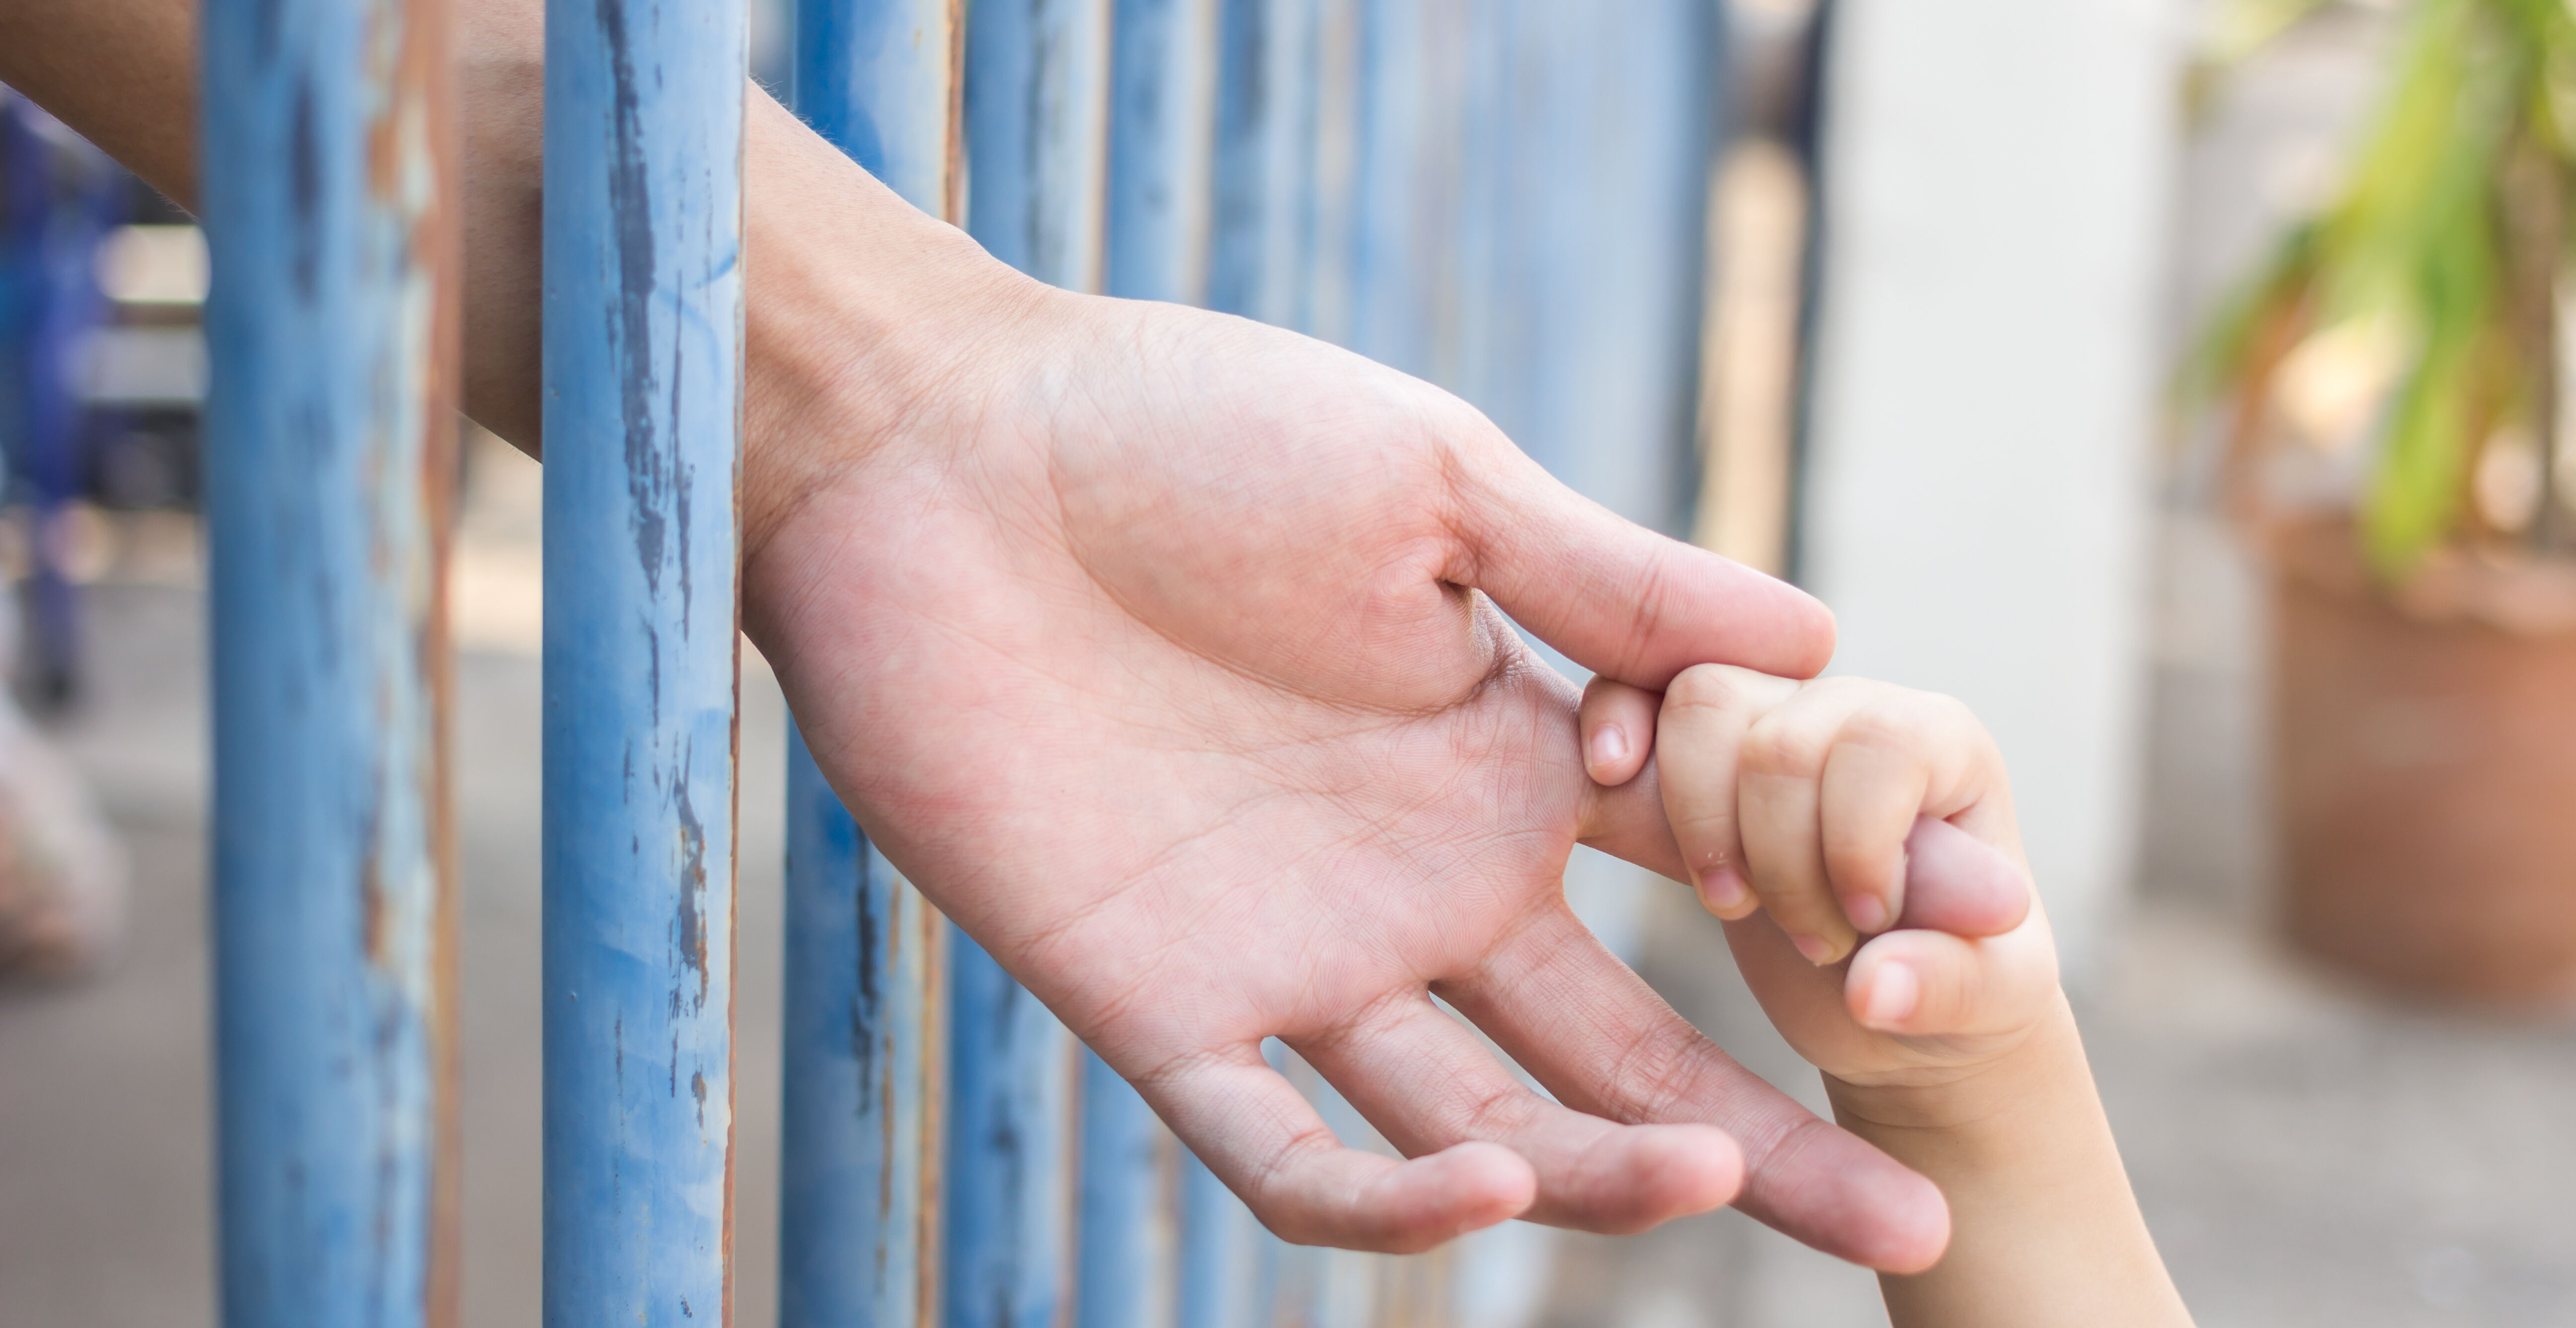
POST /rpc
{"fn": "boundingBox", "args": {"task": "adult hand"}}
[741,101,1948,1266]
[0,0,1951,1258]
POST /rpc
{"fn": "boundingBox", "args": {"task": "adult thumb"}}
[1448,447,1835,686]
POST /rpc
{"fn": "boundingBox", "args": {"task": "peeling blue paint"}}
[203,0,454,1324]
[780,723,943,1328]
[541,1,746,1326]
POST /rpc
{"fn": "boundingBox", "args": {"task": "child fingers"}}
[1738,759,1855,964]
[1138,1043,1538,1252]
[1814,736,1933,937]
[1896,815,2033,937]
[1815,686,2012,938]
[1297,993,1744,1234]
[1734,680,1900,963]
[1579,675,1660,786]
[1843,925,2061,1039]
[1658,665,1802,919]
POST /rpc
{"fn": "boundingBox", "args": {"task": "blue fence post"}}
[947,3,1112,1325]
[200,0,460,1322]
[1208,0,1320,326]
[1105,0,1218,306]
[541,0,747,1324]
[780,727,947,1328]
[779,6,961,1328]
[1470,0,1718,539]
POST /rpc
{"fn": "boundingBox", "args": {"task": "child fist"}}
[1581,665,2060,1087]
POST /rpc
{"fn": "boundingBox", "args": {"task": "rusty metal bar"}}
[200,0,460,1321]
[780,726,946,1328]
[540,0,747,1324]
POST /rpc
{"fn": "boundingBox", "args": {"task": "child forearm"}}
[1825,999,2194,1328]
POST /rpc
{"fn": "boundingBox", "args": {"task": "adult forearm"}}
[1827,1004,2193,1328]
[0,0,200,200]
[0,0,1013,540]
[1,0,546,443]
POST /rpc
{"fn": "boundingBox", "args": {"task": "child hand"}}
[1580,665,2062,1093]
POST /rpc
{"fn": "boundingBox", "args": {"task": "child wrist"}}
[1822,996,2087,1135]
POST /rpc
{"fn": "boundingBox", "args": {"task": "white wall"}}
[1801,0,2186,977]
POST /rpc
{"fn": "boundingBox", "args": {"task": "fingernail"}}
[1862,962,1920,1027]
[1791,933,1838,966]
[1698,864,1750,916]
[1588,724,1628,777]
[1842,892,1889,935]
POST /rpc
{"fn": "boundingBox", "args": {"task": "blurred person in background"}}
[0,88,127,980]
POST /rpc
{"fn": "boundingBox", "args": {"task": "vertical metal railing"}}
[202,0,460,1323]
[198,0,1725,1324]
[540,1,747,1327]
[780,4,960,1326]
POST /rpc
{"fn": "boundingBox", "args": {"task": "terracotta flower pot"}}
[2270,518,2576,1004]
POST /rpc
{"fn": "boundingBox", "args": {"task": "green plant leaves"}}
[2194,0,2576,576]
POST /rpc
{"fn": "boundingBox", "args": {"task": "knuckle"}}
[1241,1121,1344,1230]
[1661,663,1746,716]
[1603,1019,1720,1124]
[1739,711,1831,780]
[1837,700,1933,753]
[1456,1082,1540,1143]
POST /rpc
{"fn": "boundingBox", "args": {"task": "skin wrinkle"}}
[1449,910,1789,1144]
[737,228,1049,567]
[1733,1112,1867,1223]
[1055,510,1486,721]
[943,648,1525,1004]
[1011,788,1279,1005]
[1050,781,1430,1051]
[1301,1029,1546,1170]
[1603,539,1683,684]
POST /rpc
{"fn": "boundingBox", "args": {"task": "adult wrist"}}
[735,92,1044,572]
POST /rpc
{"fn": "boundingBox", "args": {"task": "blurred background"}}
[7,0,2576,1324]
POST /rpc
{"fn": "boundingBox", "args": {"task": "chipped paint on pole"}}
[779,721,948,1328]
[540,0,747,1323]
[201,0,461,1321]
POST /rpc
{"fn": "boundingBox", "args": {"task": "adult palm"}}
[741,157,1947,1267]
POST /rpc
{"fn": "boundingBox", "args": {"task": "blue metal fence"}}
[197,0,1721,1323]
